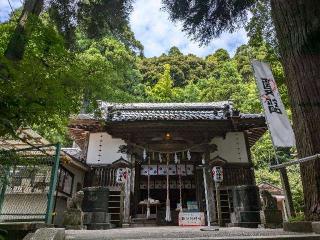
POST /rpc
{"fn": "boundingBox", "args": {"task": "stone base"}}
[83,211,111,229]
[84,212,110,224]
[283,221,313,233]
[312,221,320,233]
[63,209,83,227]
[65,225,86,230]
[260,210,283,228]
[230,211,261,228]
[86,223,112,230]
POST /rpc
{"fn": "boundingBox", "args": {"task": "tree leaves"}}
[162,0,255,44]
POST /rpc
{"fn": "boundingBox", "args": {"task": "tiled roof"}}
[99,101,231,110]
[75,101,265,122]
[100,101,231,122]
[108,109,228,121]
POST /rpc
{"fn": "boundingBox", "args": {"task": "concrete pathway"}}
[65,226,320,240]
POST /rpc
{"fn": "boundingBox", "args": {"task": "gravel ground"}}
[65,226,320,240]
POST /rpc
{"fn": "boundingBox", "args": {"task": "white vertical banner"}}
[252,60,296,147]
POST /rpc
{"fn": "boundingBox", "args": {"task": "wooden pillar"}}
[204,150,217,225]
[279,168,295,218]
[195,167,204,211]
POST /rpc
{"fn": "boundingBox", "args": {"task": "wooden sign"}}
[178,212,205,226]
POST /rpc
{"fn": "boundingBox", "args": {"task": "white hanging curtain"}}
[165,153,171,222]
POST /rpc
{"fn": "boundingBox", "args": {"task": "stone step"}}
[131,218,157,223]
[129,222,157,228]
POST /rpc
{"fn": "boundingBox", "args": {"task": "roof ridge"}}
[99,101,232,111]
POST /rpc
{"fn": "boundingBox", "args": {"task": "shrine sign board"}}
[178,212,205,226]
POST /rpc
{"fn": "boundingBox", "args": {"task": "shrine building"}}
[69,101,267,227]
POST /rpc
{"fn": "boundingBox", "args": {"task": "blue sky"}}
[0,0,248,57]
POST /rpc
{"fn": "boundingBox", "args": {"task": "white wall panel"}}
[210,132,249,163]
[86,132,127,165]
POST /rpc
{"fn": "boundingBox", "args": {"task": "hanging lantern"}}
[159,153,162,163]
[174,152,179,164]
[202,154,205,165]
[187,150,191,161]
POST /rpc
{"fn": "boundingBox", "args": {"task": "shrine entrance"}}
[137,153,199,225]
[106,120,222,226]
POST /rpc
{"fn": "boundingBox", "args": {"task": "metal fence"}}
[0,144,60,224]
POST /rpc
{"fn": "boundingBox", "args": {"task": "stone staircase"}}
[130,214,157,227]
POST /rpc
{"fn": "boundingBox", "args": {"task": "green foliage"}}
[138,47,208,87]
[0,11,143,143]
[245,0,277,50]
[0,17,81,139]
[162,0,254,44]
[48,0,143,54]
[288,212,305,222]
[146,64,181,102]
[75,36,144,111]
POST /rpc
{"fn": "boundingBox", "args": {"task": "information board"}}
[178,212,205,226]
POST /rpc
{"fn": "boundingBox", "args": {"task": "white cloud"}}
[130,0,248,57]
[0,0,22,22]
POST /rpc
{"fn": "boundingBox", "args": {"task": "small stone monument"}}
[63,190,85,229]
[260,190,283,228]
[229,185,261,228]
[82,187,111,230]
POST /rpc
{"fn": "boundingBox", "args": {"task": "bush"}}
[288,212,305,222]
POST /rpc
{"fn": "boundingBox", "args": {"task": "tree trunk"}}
[271,0,320,221]
[4,0,44,61]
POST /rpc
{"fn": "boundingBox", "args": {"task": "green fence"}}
[0,143,60,224]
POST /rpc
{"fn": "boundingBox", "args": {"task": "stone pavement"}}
[65,226,320,240]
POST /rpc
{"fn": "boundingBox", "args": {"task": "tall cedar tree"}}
[162,0,320,220]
